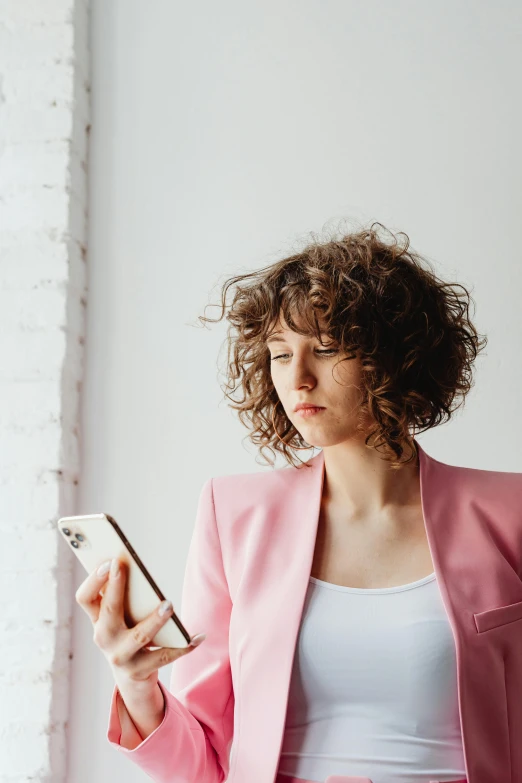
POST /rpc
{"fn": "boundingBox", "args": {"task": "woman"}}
[77,223,522,783]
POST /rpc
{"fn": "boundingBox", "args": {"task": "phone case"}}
[57,513,191,649]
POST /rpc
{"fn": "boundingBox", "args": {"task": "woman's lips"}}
[295,406,326,417]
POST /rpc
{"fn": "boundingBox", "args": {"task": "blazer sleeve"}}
[106,477,234,783]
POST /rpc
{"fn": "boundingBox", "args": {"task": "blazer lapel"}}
[235,447,326,782]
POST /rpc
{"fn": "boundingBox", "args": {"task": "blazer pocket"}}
[474,598,522,633]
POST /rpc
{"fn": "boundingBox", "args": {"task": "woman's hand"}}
[75,557,205,690]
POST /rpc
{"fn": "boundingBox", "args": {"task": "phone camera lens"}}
[75,534,84,542]
[70,540,79,548]
[62,528,71,536]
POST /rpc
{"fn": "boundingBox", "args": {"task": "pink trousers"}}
[275,774,467,783]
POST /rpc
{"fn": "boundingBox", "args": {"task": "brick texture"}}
[0,1,90,780]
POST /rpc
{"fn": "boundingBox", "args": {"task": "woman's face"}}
[267,316,369,449]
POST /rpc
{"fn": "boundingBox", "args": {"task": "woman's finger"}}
[117,639,198,681]
[110,596,178,663]
[96,558,129,639]
[75,558,113,625]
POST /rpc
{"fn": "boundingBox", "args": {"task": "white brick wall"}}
[0,2,90,781]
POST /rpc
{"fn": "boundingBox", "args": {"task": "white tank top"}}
[276,572,466,783]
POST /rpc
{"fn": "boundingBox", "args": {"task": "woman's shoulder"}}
[210,457,316,498]
[212,462,294,489]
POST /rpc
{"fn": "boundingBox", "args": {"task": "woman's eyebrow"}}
[266,334,286,345]
[266,333,332,346]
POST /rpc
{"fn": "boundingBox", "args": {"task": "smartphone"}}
[57,513,191,649]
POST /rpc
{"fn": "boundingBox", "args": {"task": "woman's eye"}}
[270,349,338,362]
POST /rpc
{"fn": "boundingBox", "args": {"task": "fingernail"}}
[158,600,173,617]
[97,560,111,577]
[190,633,206,646]
[110,558,120,578]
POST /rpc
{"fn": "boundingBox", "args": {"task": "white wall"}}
[69,1,522,781]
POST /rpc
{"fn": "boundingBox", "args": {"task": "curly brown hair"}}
[197,221,487,471]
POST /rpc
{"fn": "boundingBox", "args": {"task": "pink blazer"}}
[106,441,522,783]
